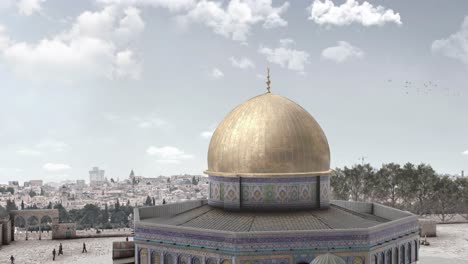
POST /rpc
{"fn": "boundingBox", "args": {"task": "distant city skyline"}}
[1,0,468,183]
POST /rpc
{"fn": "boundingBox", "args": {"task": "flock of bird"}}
[386,79,463,97]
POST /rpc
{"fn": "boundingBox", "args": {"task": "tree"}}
[342,164,376,202]
[162,198,166,205]
[102,204,109,224]
[0,205,8,218]
[456,177,468,220]
[81,204,101,228]
[21,200,25,210]
[127,200,130,206]
[53,203,70,223]
[145,196,152,206]
[47,202,53,209]
[374,163,403,207]
[115,199,120,210]
[29,190,37,197]
[152,197,156,206]
[432,175,460,222]
[111,210,128,226]
[192,176,198,185]
[330,168,350,200]
[6,199,17,212]
[40,188,45,196]
[412,164,438,215]
[6,187,14,194]
[110,178,115,183]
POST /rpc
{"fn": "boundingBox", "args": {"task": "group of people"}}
[51,242,88,261]
[9,242,88,263]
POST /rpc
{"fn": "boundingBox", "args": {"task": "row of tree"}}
[330,162,468,222]
[56,200,134,229]
[1,199,134,230]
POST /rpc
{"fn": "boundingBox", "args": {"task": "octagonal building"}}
[134,88,420,264]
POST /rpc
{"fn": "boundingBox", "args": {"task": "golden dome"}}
[205,93,331,177]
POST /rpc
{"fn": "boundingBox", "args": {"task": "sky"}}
[0,0,468,184]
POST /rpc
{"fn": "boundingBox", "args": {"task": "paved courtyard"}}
[419,223,468,263]
[0,237,129,264]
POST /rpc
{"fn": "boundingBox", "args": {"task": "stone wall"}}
[419,219,437,237]
[52,223,77,239]
[113,241,135,260]
[0,219,12,245]
[137,200,207,220]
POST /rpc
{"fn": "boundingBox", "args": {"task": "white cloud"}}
[114,49,141,79]
[103,113,167,128]
[43,163,72,171]
[258,39,309,72]
[309,0,401,27]
[114,6,145,44]
[135,117,166,128]
[432,17,468,66]
[229,56,255,69]
[0,25,10,51]
[211,68,224,79]
[97,0,288,43]
[200,131,214,138]
[146,146,194,164]
[200,123,217,139]
[279,38,295,47]
[95,0,196,12]
[16,149,42,156]
[36,139,68,151]
[321,41,364,63]
[0,5,144,82]
[180,0,289,42]
[0,167,23,173]
[462,150,468,155]
[17,0,46,16]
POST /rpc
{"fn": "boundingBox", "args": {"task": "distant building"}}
[29,180,43,187]
[89,167,106,186]
[8,181,19,186]
[76,180,86,188]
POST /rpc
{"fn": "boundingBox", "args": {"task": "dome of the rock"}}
[205,92,331,177]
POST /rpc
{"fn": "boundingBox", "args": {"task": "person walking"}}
[82,242,87,253]
[52,248,56,261]
[58,243,63,256]
[10,255,14,264]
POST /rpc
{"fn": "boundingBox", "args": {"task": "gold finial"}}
[266,66,271,93]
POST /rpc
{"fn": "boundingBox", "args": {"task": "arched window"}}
[152,251,160,264]
[395,247,399,264]
[353,257,363,264]
[400,245,405,264]
[379,252,384,264]
[178,255,187,264]
[139,248,148,264]
[386,250,392,264]
[206,258,216,264]
[414,240,419,261]
[407,242,412,263]
[164,254,173,264]
[374,254,378,264]
[192,257,201,264]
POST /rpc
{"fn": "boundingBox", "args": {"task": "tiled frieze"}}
[134,242,370,264]
[208,175,329,209]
